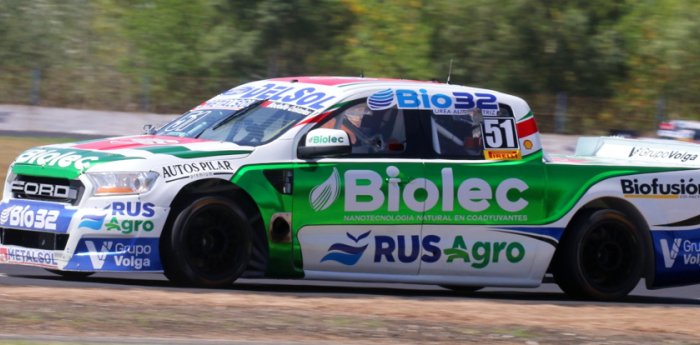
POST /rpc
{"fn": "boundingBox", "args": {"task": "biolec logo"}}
[366,88,499,115]
[347,167,528,213]
[310,167,528,213]
[310,168,341,212]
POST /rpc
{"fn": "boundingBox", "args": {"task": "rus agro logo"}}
[320,231,525,269]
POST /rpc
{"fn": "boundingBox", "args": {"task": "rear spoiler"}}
[575,136,700,166]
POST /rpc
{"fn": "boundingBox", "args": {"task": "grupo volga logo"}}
[309,168,340,212]
[367,88,395,110]
[660,238,682,268]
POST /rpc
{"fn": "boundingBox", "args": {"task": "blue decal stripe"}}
[80,214,107,221]
[369,94,393,100]
[320,252,364,266]
[327,243,368,255]
[78,219,104,230]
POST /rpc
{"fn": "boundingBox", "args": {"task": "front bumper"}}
[0,196,169,272]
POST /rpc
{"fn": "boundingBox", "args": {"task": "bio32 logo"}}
[0,205,60,231]
[367,88,499,116]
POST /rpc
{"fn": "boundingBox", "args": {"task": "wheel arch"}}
[163,178,269,278]
[560,196,655,285]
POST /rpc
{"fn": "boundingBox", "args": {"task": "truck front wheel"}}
[163,196,252,288]
[553,209,645,301]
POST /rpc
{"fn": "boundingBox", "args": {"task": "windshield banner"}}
[200,81,344,112]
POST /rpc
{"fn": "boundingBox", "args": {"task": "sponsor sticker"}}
[596,143,700,164]
[484,150,522,161]
[310,168,341,212]
[15,149,101,170]
[78,202,156,234]
[312,230,526,268]
[195,98,260,111]
[651,231,700,288]
[64,238,162,271]
[262,101,314,116]
[0,200,76,233]
[212,83,337,111]
[331,167,529,213]
[367,88,500,116]
[0,247,58,268]
[162,160,235,183]
[629,147,699,162]
[620,178,700,199]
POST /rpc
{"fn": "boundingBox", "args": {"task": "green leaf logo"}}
[309,167,340,212]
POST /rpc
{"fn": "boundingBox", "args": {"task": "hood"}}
[11,135,254,179]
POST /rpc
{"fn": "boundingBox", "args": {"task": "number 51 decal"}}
[482,118,519,149]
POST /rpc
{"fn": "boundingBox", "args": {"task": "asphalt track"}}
[1,264,699,306]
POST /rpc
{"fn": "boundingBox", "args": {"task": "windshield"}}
[156,101,309,146]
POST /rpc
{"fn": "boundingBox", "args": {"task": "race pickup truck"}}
[2,76,700,301]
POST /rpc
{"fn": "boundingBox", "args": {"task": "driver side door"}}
[293,100,429,277]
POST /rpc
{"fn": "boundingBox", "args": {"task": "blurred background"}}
[1,0,699,135]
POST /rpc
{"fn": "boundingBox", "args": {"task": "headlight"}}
[86,172,159,196]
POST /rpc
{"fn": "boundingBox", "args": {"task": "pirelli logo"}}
[484,150,522,161]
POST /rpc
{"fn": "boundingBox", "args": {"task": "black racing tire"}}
[440,285,483,293]
[45,269,94,279]
[162,196,252,288]
[552,209,645,301]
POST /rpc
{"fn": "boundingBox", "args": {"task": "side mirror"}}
[298,129,351,158]
[143,124,156,135]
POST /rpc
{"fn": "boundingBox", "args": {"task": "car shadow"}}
[7,273,700,306]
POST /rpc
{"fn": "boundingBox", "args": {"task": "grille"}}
[12,175,84,205]
[0,228,69,250]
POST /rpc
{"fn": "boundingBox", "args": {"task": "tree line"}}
[1,0,699,129]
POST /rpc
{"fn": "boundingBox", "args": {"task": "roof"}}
[200,76,532,122]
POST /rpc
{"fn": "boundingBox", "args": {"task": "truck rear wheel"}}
[163,196,252,288]
[553,209,645,301]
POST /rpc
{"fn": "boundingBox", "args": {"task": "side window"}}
[318,101,407,155]
[430,103,516,159]
[430,110,485,159]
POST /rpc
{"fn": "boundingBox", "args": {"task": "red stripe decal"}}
[294,111,333,127]
[516,118,538,138]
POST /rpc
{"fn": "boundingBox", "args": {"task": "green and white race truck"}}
[2,76,700,301]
